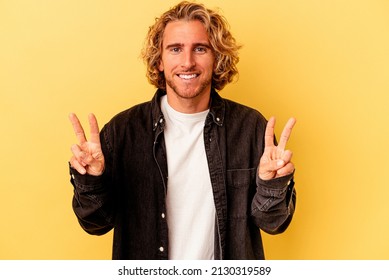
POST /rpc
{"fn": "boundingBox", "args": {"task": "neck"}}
[165,90,211,114]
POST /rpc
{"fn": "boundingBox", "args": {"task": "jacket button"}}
[161,213,165,218]
[159,247,164,252]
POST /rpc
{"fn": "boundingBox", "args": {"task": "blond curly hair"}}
[141,1,241,91]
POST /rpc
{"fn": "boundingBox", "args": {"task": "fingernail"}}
[277,160,284,167]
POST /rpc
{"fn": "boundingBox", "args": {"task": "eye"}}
[194,46,207,53]
[170,47,181,53]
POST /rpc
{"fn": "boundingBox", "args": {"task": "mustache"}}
[178,66,197,72]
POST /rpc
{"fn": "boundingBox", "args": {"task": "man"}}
[69,1,296,260]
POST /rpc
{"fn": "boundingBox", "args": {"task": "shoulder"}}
[99,100,153,143]
[114,101,151,123]
[109,101,152,126]
[99,101,153,153]
[105,90,163,129]
[211,90,267,127]
[223,98,267,127]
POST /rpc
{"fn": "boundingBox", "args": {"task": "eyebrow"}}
[164,42,212,50]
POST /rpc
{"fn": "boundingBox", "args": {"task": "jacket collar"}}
[208,88,225,127]
[151,88,225,131]
[151,89,166,131]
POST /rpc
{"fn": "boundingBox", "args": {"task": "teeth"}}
[179,74,197,80]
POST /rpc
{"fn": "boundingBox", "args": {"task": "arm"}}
[68,113,114,235]
[251,171,296,234]
[251,117,297,234]
[70,165,114,235]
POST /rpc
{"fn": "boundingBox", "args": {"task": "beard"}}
[165,72,212,100]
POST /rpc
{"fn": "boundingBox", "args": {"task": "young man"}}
[69,1,296,260]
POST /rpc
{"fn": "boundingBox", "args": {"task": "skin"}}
[69,19,296,180]
[258,116,296,180]
[69,113,104,176]
[158,20,215,114]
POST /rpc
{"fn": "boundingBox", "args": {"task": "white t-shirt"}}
[161,95,216,260]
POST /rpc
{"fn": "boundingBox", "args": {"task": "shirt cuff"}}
[255,170,295,198]
[69,162,104,188]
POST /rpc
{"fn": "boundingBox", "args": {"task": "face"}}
[158,20,215,110]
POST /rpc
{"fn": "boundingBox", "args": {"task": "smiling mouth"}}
[178,74,199,80]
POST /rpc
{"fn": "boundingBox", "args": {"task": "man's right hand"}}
[69,113,105,176]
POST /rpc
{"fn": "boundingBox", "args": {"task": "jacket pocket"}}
[226,168,256,218]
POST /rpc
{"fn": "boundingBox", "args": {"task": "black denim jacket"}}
[70,89,296,260]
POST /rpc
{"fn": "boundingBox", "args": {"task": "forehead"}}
[162,20,210,45]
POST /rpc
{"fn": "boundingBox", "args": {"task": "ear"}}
[158,60,164,72]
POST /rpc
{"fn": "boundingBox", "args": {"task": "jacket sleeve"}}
[250,171,296,234]
[69,125,114,235]
[69,166,114,235]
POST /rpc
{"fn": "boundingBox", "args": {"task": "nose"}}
[181,49,196,69]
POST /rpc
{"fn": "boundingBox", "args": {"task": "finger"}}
[69,156,87,175]
[260,157,285,173]
[258,159,284,180]
[264,116,276,148]
[88,113,101,144]
[70,144,87,166]
[278,117,296,151]
[276,162,295,177]
[69,113,87,144]
[281,150,293,164]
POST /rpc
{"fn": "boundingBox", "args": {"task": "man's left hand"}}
[258,117,296,180]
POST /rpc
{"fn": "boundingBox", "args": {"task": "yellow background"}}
[1,0,388,259]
